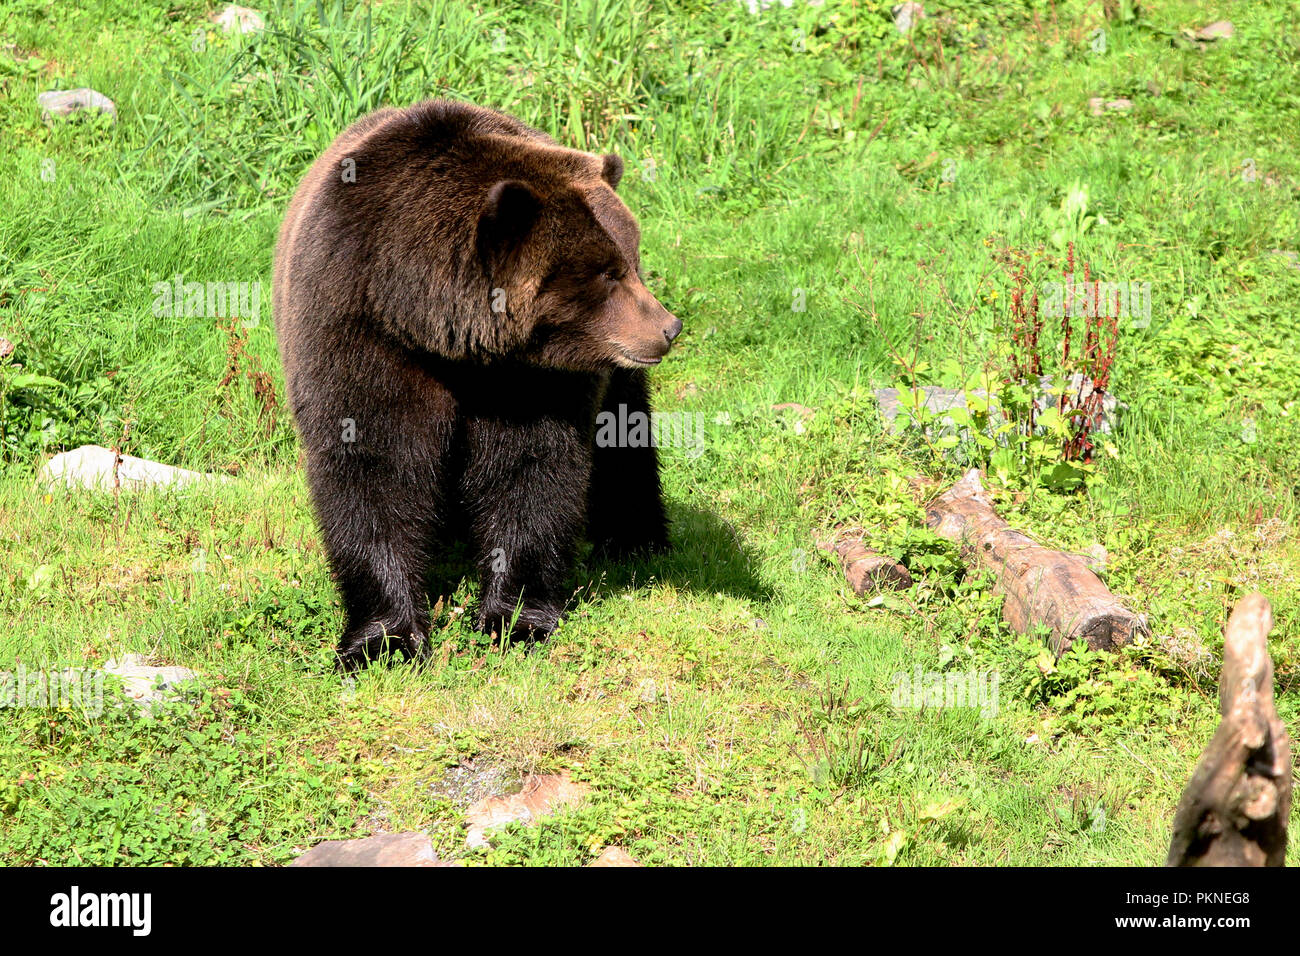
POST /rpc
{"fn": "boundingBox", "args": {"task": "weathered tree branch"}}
[829,539,913,596]
[1167,593,1292,867]
[925,469,1147,654]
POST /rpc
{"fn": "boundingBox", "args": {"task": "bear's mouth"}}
[616,348,662,367]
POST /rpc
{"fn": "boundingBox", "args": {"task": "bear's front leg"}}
[587,368,670,556]
[460,414,590,639]
[303,444,442,671]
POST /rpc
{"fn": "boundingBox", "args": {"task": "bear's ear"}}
[476,180,542,271]
[601,154,624,190]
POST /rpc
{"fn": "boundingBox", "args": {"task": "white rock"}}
[893,2,925,32]
[637,678,660,703]
[214,5,265,34]
[1089,97,1133,116]
[37,88,116,123]
[104,654,201,710]
[38,445,227,492]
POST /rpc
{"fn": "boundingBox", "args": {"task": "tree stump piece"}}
[1167,593,1291,867]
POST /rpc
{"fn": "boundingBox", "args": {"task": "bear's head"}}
[475,153,682,371]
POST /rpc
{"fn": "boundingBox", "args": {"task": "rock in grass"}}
[1034,373,1123,434]
[0,337,13,360]
[874,378,1122,442]
[589,847,642,867]
[464,773,591,848]
[213,5,265,34]
[1089,97,1133,116]
[429,761,514,806]
[39,445,228,492]
[104,654,201,711]
[37,88,116,123]
[1195,20,1234,42]
[874,385,999,446]
[874,387,979,437]
[290,832,455,867]
[892,2,925,32]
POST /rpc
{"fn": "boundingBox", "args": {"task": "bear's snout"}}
[630,300,681,364]
[642,298,682,353]
[606,283,682,367]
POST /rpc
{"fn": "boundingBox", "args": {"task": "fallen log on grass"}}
[828,539,913,596]
[924,469,1147,654]
[1167,593,1292,867]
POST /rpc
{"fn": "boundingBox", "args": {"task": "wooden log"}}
[924,469,1147,654]
[831,539,913,596]
[1167,593,1292,867]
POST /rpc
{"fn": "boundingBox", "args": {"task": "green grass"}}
[1,0,1298,865]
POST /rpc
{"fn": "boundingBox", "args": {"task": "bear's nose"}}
[664,317,683,344]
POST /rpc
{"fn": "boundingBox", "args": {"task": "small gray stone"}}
[428,762,515,807]
[875,378,1122,445]
[290,832,452,867]
[104,654,201,710]
[874,387,989,438]
[892,2,925,32]
[1035,373,1123,435]
[213,5,265,34]
[37,88,116,123]
[1089,97,1133,117]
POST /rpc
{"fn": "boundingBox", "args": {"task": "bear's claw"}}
[335,622,429,672]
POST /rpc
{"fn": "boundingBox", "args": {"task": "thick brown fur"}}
[274,100,680,670]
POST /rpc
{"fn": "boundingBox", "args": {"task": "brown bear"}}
[273,99,681,670]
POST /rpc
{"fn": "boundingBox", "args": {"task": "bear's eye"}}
[600,268,624,284]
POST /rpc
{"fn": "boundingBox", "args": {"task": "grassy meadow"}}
[1,0,1299,865]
